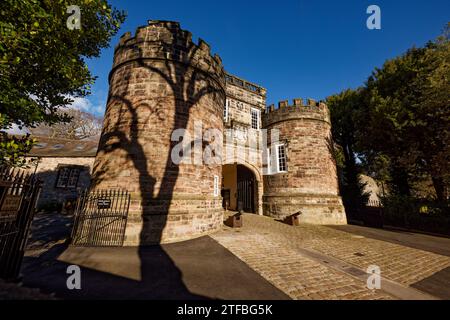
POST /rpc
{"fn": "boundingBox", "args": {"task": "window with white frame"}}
[267,144,287,174]
[223,99,229,123]
[277,144,287,172]
[251,108,260,129]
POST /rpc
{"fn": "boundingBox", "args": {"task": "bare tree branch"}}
[30,108,103,140]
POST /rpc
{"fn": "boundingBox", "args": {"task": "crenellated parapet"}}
[111,20,225,90]
[94,20,226,245]
[262,96,346,224]
[225,73,267,97]
[262,98,330,128]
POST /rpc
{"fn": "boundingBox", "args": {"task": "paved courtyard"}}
[20,213,288,300]
[211,213,450,300]
[15,212,450,300]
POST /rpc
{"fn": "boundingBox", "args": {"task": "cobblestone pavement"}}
[211,214,450,300]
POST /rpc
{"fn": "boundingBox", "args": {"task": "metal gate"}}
[71,189,130,247]
[0,166,41,280]
[237,180,254,213]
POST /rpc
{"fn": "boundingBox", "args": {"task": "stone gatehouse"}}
[89,20,346,245]
[28,20,347,245]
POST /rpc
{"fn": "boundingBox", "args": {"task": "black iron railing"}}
[0,166,41,280]
[71,189,130,247]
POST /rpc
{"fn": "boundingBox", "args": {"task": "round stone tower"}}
[262,98,347,224]
[92,20,226,245]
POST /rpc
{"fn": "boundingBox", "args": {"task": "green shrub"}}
[381,195,450,235]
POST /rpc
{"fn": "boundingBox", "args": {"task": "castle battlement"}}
[262,98,330,128]
[92,19,346,246]
[225,73,267,97]
[111,20,224,86]
[96,20,228,245]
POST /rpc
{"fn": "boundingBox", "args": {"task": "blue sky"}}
[84,0,450,116]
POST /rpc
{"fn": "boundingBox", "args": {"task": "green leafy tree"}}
[327,89,370,218]
[360,24,449,201]
[0,0,125,165]
[329,23,449,207]
[0,132,35,167]
[410,24,450,201]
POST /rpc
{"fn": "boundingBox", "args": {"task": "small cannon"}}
[283,212,302,226]
[225,212,243,228]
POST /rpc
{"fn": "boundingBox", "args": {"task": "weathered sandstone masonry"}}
[262,99,347,224]
[91,20,346,245]
[223,74,266,215]
[92,20,225,245]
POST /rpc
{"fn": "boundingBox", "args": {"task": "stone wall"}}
[262,99,347,224]
[225,74,266,127]
[223,74,266,215]
[360,174,382,203]
[26,157,95,209]
[92,20,226,245]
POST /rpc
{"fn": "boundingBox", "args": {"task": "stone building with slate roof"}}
[25,136,98,209]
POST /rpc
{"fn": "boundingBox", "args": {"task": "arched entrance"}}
[222,164,258,213]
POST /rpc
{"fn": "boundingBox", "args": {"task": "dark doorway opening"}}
[222,164,257,214]
[237,165,255,213]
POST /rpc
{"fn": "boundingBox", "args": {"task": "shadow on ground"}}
[411,267,450,300]
[23,213,288,300]
[21,235,289,300]
[26,212,73,250]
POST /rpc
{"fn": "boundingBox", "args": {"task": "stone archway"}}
[222,162,263,215]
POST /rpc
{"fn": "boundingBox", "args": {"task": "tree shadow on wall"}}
[91,24,224,299]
